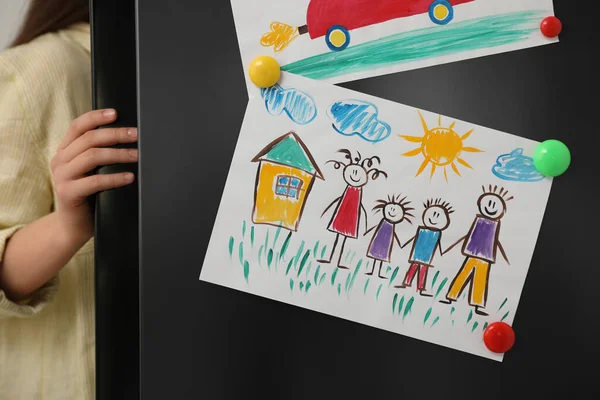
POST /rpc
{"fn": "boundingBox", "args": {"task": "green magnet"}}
[533,139,571,177]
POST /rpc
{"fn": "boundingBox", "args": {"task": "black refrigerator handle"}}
[90,0,140,398]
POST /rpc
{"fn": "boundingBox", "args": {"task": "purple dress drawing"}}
[367,220,394,262]
[463,217,499,262]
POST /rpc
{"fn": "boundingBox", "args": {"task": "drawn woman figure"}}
[319,149,387,269]
[364,195,414,279]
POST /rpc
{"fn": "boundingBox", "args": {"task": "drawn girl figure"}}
[319,149,387,269]
[364,195,414,279]
[395,199,454,296]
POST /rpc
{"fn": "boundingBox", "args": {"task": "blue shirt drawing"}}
[410,228,441,265]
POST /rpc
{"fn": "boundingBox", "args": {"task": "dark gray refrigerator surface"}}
[137,1,599,399]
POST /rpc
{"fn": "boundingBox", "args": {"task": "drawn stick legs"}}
[366,261,387,279]
[317,233,349,269]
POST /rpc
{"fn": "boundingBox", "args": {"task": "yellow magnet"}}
[249,56,281,88]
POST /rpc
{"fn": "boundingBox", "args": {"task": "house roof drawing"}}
[252,131,324,179]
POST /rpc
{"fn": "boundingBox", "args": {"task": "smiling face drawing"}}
[384,203,405,223]
[423,205,450,230]
[478,193,506,220]
[343,164,368,187]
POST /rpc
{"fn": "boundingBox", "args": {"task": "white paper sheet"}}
[230,0,557,85]
[199,72,552,360]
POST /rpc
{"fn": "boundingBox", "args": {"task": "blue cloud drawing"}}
[260,84,317,125]
[327,100,391,143]
[492,148,545,182]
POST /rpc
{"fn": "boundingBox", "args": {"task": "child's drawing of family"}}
[317,149,512,316]
[250,133,513,317]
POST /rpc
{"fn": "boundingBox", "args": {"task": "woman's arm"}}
[0,109,137,301]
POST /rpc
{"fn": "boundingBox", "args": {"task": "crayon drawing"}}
[252,131,324,231]
[261,84,318,125]
[440,185,513,316]
[400,111,483,182]
[200,72,553,361]
[319,150,387,268]
[492,148,545,182]
[231,0,557,83]
[365,194,414,279]
[328,100,391,143]
[396,199,454,297]
[262,0,473,53]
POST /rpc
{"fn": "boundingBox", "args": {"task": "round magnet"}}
[533,139,571,177]
[483,322,515,354]
[249,56,281,88]
[540,16,562,38]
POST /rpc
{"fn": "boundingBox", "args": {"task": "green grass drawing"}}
[297,251,311,277]
[238,242,244,267]
[331,268,339,286]
[498,297,508,312]
[273,225,282,248]
[434,278,448,299]
[424,307,432,325]
[388,266,399,287]
[294,241,306,268]
[402,297,414,321]
[431,270,440,289]
[228,225,517,338]
[285,258,294,275]
[312,241,320,258]
[319,273,326,286]
[397,295,405,316]
[280,232,292,260]
[228,237,234,259]
[267,249,274,269]
[243,260,250,283]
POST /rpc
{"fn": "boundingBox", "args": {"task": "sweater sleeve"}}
[0,68,58,319]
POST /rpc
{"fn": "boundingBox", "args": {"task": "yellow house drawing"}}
[252,131,324,231]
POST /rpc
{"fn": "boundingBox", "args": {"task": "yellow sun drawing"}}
[399,111,484,182]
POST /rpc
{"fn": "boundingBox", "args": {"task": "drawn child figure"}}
[395,199,454,296]
[440,185,512,316]
[319,149,387,269]
[364,195,414,279]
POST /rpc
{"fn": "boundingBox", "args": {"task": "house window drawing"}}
[275,175,304,199]
[252,131,324,231]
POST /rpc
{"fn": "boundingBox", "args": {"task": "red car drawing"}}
[298,0,474,51]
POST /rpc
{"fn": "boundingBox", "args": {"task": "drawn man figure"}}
[440,185,512,316]
[395,199,453,296]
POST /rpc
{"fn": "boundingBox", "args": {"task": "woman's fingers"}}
[59,127,137,164]
[58,109,117,150]
[65,172,136,200]
[56,147,138,180]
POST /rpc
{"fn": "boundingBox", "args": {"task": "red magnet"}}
[540,16,562,38]
[483,322,515,353]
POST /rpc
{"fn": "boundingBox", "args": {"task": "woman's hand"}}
[50,108,138,245]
